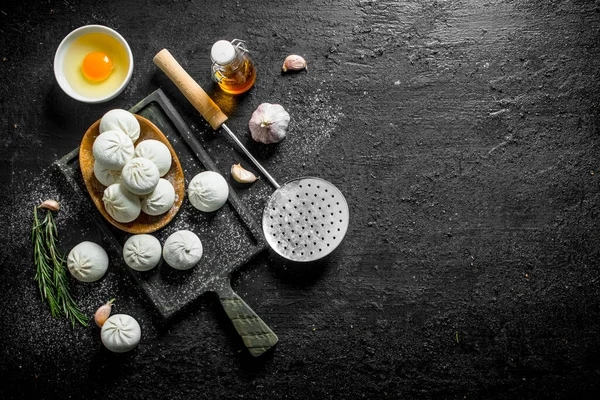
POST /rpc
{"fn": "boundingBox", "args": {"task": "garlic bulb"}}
[231,163,258,183]
[282,55,307,72]
[248,103,290,144]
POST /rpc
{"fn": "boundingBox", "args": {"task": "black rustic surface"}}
[2,0,600,399]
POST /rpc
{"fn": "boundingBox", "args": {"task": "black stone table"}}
[2,1,600,399]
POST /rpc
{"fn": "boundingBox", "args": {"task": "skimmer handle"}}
[221,124,280,189]
[153,49,228,130]
[154,49,280,188]
[217,284,278,357]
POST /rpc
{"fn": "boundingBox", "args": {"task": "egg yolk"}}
[81,51,114,82]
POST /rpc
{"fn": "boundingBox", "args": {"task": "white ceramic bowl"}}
[54,25,133,103]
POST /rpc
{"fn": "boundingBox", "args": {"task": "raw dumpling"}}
[67,241,109,282]
[94,160,121,187]
[101,314,141,353]
[102,183,141,223]
[99,109,141,142]
[188,171,229,212]
[123,234,161,271]
[121,157,160,196]
[162,230,203,270]
[134,139,172,177]
[141,178,175,216]
[92,129,134,170]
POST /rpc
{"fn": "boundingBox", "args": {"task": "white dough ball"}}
[102,183,141,223]
[92,129,134,170]
[162,230,203,270]
[101,314,141,353]
[188,171,229,212]
[141,178,175,216]
[99,109,141,142]
[67,241,108,282]
[93,160,121,187]
[134,140,172,177]
[123,234,162,271]
[121,157,160,196]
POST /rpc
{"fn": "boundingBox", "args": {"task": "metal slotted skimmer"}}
[263,179,348,261]
[222,126,349,263]
[154,49,349,262]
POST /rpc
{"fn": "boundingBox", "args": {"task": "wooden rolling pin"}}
[153,49,227,130]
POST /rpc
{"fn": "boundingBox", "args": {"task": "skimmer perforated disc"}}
[262,177,349,262]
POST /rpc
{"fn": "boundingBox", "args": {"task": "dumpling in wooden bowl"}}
[141,178,175,216]
[80,113,185,234]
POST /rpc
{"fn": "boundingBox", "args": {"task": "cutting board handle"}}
[217,285,278,357]
[153,49,228,130]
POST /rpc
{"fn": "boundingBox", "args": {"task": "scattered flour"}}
[285,89,345,167]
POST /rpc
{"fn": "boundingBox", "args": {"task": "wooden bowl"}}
[79,114,185,234]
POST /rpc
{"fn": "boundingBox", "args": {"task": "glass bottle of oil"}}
[210,39,256,95]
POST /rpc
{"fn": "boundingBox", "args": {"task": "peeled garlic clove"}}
[248,103,290,144]
[282,55,307,72]
[39,199,60,212]
[231,163,258,183]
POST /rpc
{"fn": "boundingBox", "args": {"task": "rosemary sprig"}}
[32,202,88,327]
[32,207,61,317]
[46,211,89,327]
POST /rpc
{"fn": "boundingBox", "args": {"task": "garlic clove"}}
[39,199,60,212]
[231,163,258,183]
[282,55,307,72]
[94,298,115,328]
[248,103,290,144]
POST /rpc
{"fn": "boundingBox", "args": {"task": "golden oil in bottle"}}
[211,39,256,95]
